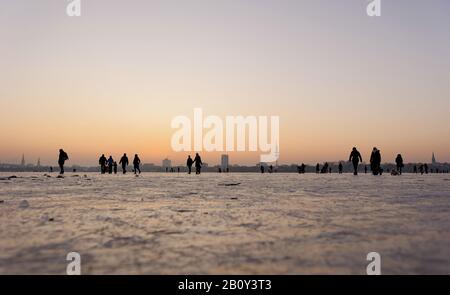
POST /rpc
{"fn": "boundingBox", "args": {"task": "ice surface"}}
[0,172,449,274]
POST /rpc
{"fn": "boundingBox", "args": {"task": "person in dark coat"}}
[58,149,69,175]
[107,156,114,174]
[194,153,202,174]
[370,147,382,175]
[349,147,363,175]
[99,154,107,174]
[133,154,141,174]
[395,154,404,175]
[119,153,129,174]
[186,155,193,174]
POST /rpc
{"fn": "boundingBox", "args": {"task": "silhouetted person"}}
[113,162,118,174]
[178,167,180,173]
[321,162,329,174]
[133,154,141,174]
[107,156,114,174]
[58,149,69,175]
[413,165,418,174]
[365,165,368,174]
[119,153,129,174]
[338,162,343,174]
[424,163,429,174]
[419,164,424,175]
[316,163,320,174]
[301,163,306,174]
[349,147,363,175]
[99,154,107,174]
[395,154,404,175]
[194,153,202,174]
[50,166,53,173]
[186,155,193,174]
[370,147,382,175]
[261,165,265,173]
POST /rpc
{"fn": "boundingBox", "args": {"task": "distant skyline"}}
[1,1,450,166]
[3,152,445,167]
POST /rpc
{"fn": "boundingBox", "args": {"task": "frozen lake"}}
[0,172,449,274]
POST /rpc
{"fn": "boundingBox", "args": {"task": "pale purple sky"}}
[0,0,449,165]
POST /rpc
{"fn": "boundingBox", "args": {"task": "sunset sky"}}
[1,0,449,166]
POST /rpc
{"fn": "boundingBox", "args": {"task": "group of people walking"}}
[97,153,203,175]
[98,153,141,175]
[309,147,404,176]
[348,146,396,175]
[186,153,203,174]
[56,148,442,176]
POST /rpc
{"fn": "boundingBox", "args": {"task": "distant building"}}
[221,154,229,171]
[37,158,41,167]
[432,152,437,165]
[162,158,172,171]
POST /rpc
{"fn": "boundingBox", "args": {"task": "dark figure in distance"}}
[370,147,382,175]
[338,162,343,174]
[419,164,424,175]
[99,154,107,174]
[119,153,129,174]
[186,155,193,174]
[413,165,418,174]
[301,163,306,174]
[194,153,202,174]
[395,154,404,175]
[321,162,329,174]
[133,154,141,174]
[58,149,69,175]
[424,164,429,174]
[316,163,320,174]
[107,156,114,174]
[113,162,118,174]
[349,147,363,175]
[261,165,265,173]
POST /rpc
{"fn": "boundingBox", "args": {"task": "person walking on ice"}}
[58,149,69,175]
[349,147,363,175]
[133,154,141,174]
[119,153,129,174]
